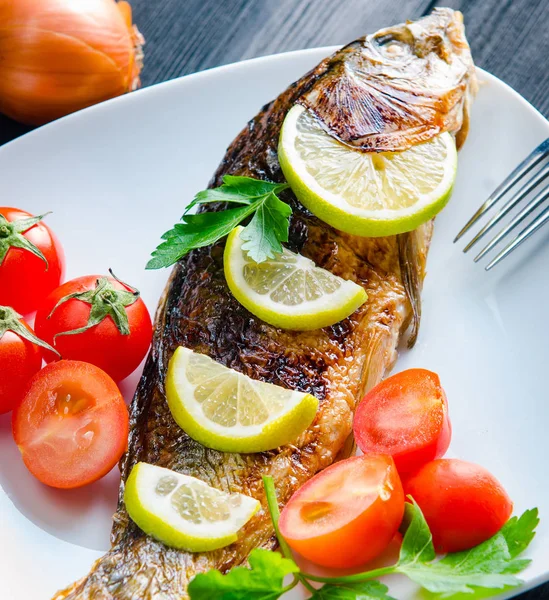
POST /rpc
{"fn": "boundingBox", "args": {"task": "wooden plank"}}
[132,0,430,84]
[0,0,430,145]
[2,0,549,145]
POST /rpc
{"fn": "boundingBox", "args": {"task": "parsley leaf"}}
[310,581,395,599]
[396,501,535,596]
[397,499,435,567]
[399,535,524,596]
[187,481,538,600]
[501,508,539,558]
[188,549,299,600]
[188,175,290,211]
[240,191,292,262]
[147,205,257,269]
[148,176,291,269]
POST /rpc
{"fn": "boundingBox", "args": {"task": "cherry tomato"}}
[0,307,43,413]
[35,274,152,382]
[12,360,129,489]
[403,458,513,553]
[353,369,451,474]
[0,207,65,314]
[279,454,404,568]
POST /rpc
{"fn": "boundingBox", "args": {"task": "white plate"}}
[0,47,548,600]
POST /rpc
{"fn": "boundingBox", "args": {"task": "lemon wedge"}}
[278,104,457,237]
[224,226,367,331]
[165,347,318,453]
[125,462,260,551]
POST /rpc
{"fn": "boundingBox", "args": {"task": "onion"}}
[0,0,144,125]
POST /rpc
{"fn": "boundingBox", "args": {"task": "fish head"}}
[299,8,477,152]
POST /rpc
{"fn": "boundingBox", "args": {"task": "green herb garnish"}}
[47,270,141,339]
[0,305,59,357]
[188,476,538,599]
[187,549,299,600]
[309,581,395,599]
[147,176,291,269]
[0,212,51,267]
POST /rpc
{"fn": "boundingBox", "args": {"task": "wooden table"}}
[0,1,547,597]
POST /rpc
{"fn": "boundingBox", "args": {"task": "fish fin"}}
[398,228,430,348]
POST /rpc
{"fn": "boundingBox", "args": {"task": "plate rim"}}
[0,46,546,158]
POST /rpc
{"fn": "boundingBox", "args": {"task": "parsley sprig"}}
[188,476,539,600]
[147,176,291,269]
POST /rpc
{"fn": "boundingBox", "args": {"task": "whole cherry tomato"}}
[0,207,65,314]
[0,305,53,413]
[35,273,152,382]
[403,458,513,553]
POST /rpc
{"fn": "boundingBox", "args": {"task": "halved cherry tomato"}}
[0,307,43,413]
[279,454,404,568]
[12,360,129,489]
[353,369,451,474]
[35,274,152,382]
[403,458,513,553]
[0,207,65,314]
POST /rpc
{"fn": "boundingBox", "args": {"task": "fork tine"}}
[485,204,549,271]
[463,164,549,252]
[474,186,549,262]
[454,138,549,242]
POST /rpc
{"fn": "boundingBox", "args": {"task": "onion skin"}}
[0,0,144,125]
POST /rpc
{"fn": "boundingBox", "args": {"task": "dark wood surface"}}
[2,0,549,146]
[0,0,547,597]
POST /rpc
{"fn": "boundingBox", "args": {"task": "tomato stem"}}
[0,304,60,356]
[47,273,141,339]
[0,212,50,268]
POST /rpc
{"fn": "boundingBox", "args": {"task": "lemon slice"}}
[224,226,367,330]
[166,346,319,453]
[278,104,457,237]
[124,462,260,551]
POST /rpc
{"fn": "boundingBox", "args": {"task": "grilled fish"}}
[54,8,475,599]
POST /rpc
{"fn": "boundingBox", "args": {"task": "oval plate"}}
[0,48,548,599]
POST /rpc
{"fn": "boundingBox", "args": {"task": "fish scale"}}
[54,8,475,599]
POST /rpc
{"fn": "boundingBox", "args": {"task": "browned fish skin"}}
[54,8,474,600]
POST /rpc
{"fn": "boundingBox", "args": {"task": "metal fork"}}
[454,138,549,270]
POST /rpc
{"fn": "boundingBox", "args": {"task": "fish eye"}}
[373,34,408,58]
[375,33,397,46]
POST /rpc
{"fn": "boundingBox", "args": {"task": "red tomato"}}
[403,458,513,553]
[279,454,404,568]
[0,207,65,314]
[0,307,42,413]
[35,275,152,382]
[353,369,451,474]
[12,361,129,489]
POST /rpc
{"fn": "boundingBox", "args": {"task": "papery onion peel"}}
[0,0,144,125]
